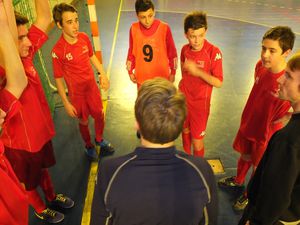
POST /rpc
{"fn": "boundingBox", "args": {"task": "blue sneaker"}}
[50,194,74,209]
[85,146,98,161]
[95,139,115,155]
[34,208,64,223]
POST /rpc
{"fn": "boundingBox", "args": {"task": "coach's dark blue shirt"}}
[91,146,218,225]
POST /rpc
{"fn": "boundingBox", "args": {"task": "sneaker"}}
[50,194,74,209]
[233,194,248,211]
[96,139,115,155]
[34,208,64,223]
[85,146,98,161]
[218,176,244,188]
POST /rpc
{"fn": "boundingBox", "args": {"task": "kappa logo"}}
[66,53,73,61]
[51,52,58,59]
[199,131,206,137]
[214,53,222,61]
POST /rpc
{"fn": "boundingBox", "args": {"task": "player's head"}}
[184,11,207,51]
[14,11,32,58]
[277,53,300,105]
[135,0,155,29]
[53,3,79,40]
[261,26,295,70]
[135,78,186,144]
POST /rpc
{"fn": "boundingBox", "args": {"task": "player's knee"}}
[183,128,190,133]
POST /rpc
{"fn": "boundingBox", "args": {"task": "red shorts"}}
[70,83,103,122]
[184,104,209,140]
[233,130,267,166]
[4,140,56,190]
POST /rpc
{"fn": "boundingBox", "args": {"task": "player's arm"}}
[249,141,298,225]
[90,54,110,91]
[183,59,222,88]
[166,25,177,83]
[33,0,51,33]
[55,78,77,118]
[2,0,18,44]
[0,1,27,98]
[126,27,136,83]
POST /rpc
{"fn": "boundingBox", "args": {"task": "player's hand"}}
[183,59,199,76]
[169,74,175,83]
[99,74,110,91]
[129,73,137,83]
[64,102,77,118]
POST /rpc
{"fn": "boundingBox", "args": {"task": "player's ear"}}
[56,22,62,29]
[135,120,140,131]
[184,32,188,39]
[282,49,291,58]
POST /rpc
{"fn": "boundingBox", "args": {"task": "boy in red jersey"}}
[52,3,114,161]
[218,26,295,211]
[179,11,223,157]
[126,0,177,88]
[0,0,74,223]
[0,2,28,223]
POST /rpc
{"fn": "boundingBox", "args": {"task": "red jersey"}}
[0,25,55,152]
[126,19,177,83]
[52,32,97,97]
[0,91,28,225]
[239,60,290,143]
[179,40,223,106]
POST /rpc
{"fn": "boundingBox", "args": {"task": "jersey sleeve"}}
[126,26,135,75]
[81,33,94,57]
[51,47,65,79]
[165,25,178,75]
[210,46,223,82]
[27,25,48,58]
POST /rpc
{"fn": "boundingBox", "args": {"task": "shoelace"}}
[55,194,66,203]
[45,208,56,217]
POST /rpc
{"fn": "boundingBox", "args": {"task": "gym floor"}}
[30,0,300,224]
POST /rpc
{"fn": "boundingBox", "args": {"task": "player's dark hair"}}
[135,0,154,14]
[15,11,29,26]
[184,11,207,33]
[52,3,77,26]
[263,26,295,53]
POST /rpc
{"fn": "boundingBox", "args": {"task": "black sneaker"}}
[218,176,244,188]
[51,194,74,209]
[96,139,115,155]
[233,194,248,211]
[85,146,98,161]
[34,208,64,223]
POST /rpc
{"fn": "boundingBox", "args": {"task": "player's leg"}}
[88,86,114,155]
[182,127,192,155]
[192,137,205,157]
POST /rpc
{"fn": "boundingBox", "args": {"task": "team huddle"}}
[0,0,300,225]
